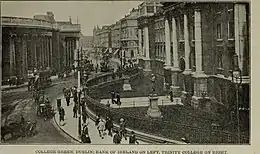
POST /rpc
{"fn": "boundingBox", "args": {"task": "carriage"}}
[29,69,52,91]
[36,94,55,120]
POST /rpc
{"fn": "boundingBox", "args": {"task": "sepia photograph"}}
[1,0,250,146]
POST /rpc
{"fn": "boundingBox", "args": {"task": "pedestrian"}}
[59,106,65,125]
[116,92,121,106]
[119,118,127,140]
[81,123,91,143]
[97,119,105,139]
[82,112,87,123]
[169,90,173,102]
[129,131,139,144]
[73,87,78,104]
[113,130,121,144]
[95,115,101,126]
[111,91,115,104]
[105,117,113,137]
[73,105,78,118]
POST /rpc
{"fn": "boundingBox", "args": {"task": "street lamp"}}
[76,47,83,137]
[230,54,242,144]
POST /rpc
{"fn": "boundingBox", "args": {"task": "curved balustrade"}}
[82,67,249,144]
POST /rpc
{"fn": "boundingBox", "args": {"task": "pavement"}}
[1,75,59,91]
[54,96,148,144]
[100,96,183,108]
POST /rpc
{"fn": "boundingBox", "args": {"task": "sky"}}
[1,1,142,36]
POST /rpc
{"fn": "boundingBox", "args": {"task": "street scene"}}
[1,1,250,145]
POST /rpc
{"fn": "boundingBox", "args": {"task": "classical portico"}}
[2,16,81,82]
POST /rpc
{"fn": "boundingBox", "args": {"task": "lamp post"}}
[77,47,82,137]
[230,55,242,144]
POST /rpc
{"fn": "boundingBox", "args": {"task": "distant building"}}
[120,8,139,59]
[111,21,121,58]
[93,25,111,54]
[79,35,94,50]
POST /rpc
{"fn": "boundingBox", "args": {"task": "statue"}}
[151,74,156,94]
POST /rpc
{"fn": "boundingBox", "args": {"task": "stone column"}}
[9,35,16,76]
[49,37,53,68]
[46,36,50,67]
[68,39,70,67]
[33,35,38,69]
[183,13,192,74]
[75,39,79,67]
[138,29,142,57]
[143,26,151,72]
[181,13,193,104]
[234,4,247,72]
[40,36,44,68]
[191,9,208,109]
[164,18,171,68]
[171,16,181,97]
[194,9,204,74]
[22,35,28,80]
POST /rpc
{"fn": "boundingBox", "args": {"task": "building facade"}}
[79,35,94,50]
[137,1,163,72]
[93,25,111,54]
[2,12,81,81]
[120,8,139,59]
[139,2,250,130]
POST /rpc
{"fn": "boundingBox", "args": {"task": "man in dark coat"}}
[113,130,121,144]
[116,92,121,106]
[59,107,65,123]
[81,123,91,143]
[73,105,78,118]
[95,115,101,126]
[111,91,116,104]
[105,117,113,137]
[129,131,139,144]
[169,90,173,102]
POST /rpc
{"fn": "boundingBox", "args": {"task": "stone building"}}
[92,25,111,54]
[110,21,121,58]
[141,2,250,123]
[120,8,139,59]
[2,12,81,82]
[137,1,163,72]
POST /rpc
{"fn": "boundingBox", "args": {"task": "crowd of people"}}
[59,86,139,144]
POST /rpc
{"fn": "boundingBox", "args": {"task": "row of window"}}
[121,28,138,39]
[154,20,165,30]
[155,30,165,42]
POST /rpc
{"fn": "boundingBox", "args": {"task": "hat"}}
[120,118,124,122]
